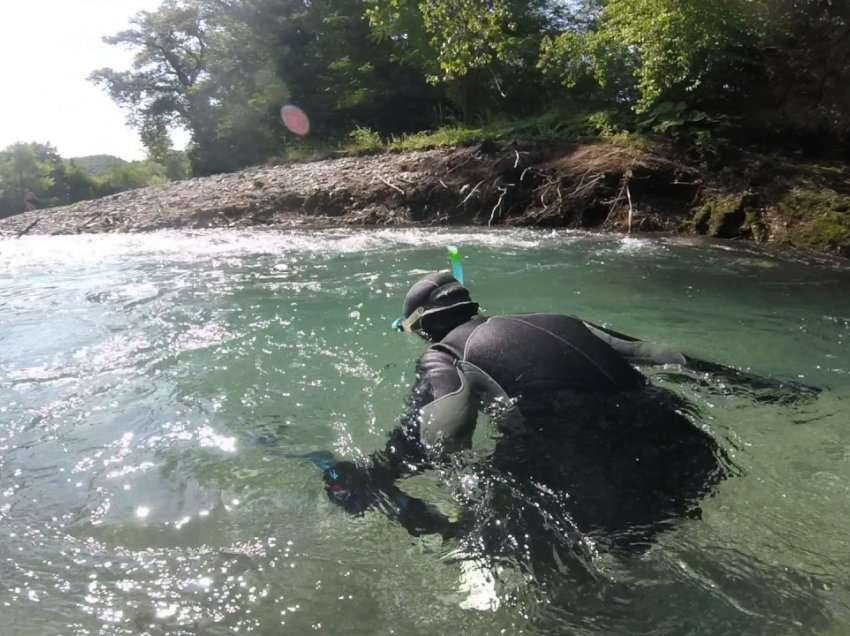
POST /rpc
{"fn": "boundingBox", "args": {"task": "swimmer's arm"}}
[323,351,473,532]
[318,368,443,519]
[369,348,475,481]
[318,454,456,537]
[379,482,459,539]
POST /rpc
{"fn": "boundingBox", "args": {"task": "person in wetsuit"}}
[320,271,813,547]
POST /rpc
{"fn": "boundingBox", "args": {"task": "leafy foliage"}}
[538,0,850,147]
[0,142,183,218]
[77,0,850,183]
[90,0,286,175]
[348,127,384,153]
[70,155,128,176]
[380,0,512,83]
[539,0,755,112]
[0,143,64,216]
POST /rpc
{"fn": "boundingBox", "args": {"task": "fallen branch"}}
[488,186,509,227]
[566,172,605,199]
[378,176,405,196]
[76,213,100,232]
[603,165,635,228]
[690,183,704,207]
[16,218,40,238]
[446,154,475,175]
[457,179,485,208]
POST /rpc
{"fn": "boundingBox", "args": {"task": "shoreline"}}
[1,139,847,259]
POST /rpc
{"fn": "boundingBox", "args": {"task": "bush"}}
[347,127,384,153]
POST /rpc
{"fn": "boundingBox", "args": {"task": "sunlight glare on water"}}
[1,228,849,635]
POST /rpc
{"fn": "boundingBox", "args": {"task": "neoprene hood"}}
[401,271,479,340]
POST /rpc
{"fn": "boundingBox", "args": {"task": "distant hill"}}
[68,155,128,176]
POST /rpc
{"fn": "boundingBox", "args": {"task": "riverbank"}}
[1,138,848,257]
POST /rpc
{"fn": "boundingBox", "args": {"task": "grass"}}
[275,139,338,163]
[272,110,656,162]
[319,109,613,157]
[386,110,605,152]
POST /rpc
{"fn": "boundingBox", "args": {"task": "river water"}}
[1,228,848,635]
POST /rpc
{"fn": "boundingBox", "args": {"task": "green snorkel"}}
[447,245,464,284]
[391,246,465,331]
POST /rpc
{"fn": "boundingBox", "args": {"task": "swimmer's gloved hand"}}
[322,459,458,538]
[282,451,378,514]
[322,460,382,516]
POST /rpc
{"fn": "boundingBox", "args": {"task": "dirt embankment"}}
[1,139,848,257]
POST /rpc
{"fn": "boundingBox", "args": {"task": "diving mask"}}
[392,306,425,333]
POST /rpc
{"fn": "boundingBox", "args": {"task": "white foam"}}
[170,324,234,354]
[0,228,588,273]
[616,235,660,254]
[457,558,500,611]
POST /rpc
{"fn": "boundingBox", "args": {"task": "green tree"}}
[65,162,101,203]
[753,0,850,144]
[0,143,58,217]
[91,0,286,175]
[242,0,440,136]
[88,0,850,169]
[160,150,192,181]
[539,0,753,111]
[366,0,564,119]
[98,161,169,196]
[538,0,850,145]
[367,0,512,84]
[90,1,215,171]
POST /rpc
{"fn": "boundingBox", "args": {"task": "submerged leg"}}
[488,387,729,552]
[584,320,821,404]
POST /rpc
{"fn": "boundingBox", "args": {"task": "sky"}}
[0,0,179,160]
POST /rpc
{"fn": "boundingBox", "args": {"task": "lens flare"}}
[280,104,310,136]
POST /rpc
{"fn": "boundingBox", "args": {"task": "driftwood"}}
[377,175,405,196]
[76,213,101,232]
[457,180,485,208]
[0,140,705,238]
[15,218,40,237]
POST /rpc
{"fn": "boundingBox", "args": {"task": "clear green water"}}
[1,228,849,635]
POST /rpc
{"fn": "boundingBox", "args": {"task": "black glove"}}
[323,460,381,515]
[323,460,459,538]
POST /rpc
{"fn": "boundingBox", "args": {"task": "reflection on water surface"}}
[1,229,849,635]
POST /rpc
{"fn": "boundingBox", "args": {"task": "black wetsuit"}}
[384,312,686,457]
[325,305,815,558]
[349,312,728,547]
